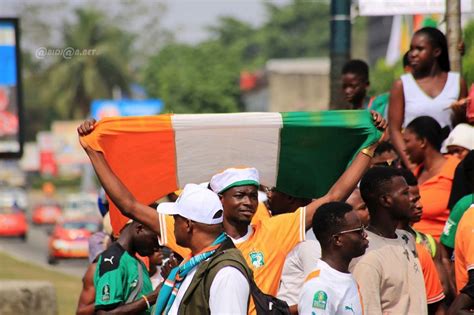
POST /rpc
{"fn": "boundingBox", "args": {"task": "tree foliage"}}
[462,20,474,88]
[19,2,168,140]
[143,42,243,113]
[143,0,332,114]
[43,9,133,119]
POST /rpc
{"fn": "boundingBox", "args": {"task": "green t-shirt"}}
[94,242,153,314]
[440,194,474,249]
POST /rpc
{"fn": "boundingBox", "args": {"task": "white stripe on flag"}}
[172,113,283,187]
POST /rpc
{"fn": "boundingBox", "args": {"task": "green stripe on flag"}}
[276,110,382,199]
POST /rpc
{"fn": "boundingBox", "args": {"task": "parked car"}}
[47,218,100,264]
[0,205,28,240]
[32,199,62,225]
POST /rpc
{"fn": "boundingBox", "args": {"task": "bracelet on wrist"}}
[360,147,375,158]
[142,295,151,309]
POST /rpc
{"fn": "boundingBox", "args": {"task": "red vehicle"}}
[0,206,28,240]
[47,218,100,264]
[32,200,62,225]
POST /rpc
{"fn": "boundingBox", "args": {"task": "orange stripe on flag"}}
[82,115,178,234]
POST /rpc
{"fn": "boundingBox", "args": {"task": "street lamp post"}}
[329,0,351,109]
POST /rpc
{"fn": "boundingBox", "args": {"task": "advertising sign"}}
[0,18,23,158]
[91,99,164,120]
[359,0,472,16]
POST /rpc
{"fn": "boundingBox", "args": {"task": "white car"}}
[61,192,100,220]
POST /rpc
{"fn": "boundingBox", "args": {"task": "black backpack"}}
[249,277,290,315]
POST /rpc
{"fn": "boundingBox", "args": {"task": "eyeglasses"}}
[333,225,367,237]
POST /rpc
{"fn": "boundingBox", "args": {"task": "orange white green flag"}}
[81,110,382,233]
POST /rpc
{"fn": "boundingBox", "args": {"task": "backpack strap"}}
[126,260,144,303]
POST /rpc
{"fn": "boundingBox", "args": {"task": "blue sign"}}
[0,19,22,158]
[0,23,17,86]
[91,99,164,120]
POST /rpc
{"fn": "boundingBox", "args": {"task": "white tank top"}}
[401,72,460,128]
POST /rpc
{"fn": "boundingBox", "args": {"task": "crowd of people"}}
[75,26,473,315]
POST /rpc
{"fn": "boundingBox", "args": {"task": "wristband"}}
[142,295,151,309]
[360,147,375,158]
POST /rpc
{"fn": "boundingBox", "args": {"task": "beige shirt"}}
[350,230,427,315]
[277,240,321,305]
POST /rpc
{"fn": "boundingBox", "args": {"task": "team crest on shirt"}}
[249,251,265,268]
[102,284,110,301]
[312,290,327,310]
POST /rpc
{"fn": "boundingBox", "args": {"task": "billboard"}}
[91,99,164,121]
[0,18,22,158]
[359,0,472,16]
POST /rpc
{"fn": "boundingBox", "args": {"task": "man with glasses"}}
[350,167,427,314]
[298,202,368,315]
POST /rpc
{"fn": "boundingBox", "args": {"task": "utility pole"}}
[446,0,462,72]
[329,0,351,109]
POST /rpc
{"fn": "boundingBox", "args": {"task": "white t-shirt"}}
[277,240,321,305]
[169,265,249,315]
[150,267,163,290]
[298,260,363,315]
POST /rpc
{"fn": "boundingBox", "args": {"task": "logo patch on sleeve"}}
[312,290,328,310]
[102,284,110,301]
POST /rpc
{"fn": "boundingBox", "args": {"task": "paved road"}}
[0,190,88,278]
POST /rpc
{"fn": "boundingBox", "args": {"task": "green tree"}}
[462,20,474,87]
[43,8,133,119]
[143,0,335,114]
[259,0,330,59]
[21,52,53,141]
[143,41,242,113]
[369,59,404,96]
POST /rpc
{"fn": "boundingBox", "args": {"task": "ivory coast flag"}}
[82,110,382,233]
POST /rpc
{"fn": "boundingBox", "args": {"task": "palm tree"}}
[45,8,133,119]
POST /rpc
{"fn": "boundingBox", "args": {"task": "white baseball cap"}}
[157,184,223,224]
[210,167,260,194]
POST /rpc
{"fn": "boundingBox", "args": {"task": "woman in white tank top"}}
[389,27,467,170]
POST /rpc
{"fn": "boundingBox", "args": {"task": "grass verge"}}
[0,252,82,315]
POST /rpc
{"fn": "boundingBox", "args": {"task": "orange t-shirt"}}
[158,207,306,315]
[413,155,460,240]
[454,205,474,293]
[250,202,271,224]
[416,243,445,304]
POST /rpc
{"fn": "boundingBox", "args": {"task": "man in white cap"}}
[154,183,251,314]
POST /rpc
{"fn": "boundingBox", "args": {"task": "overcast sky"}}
[1,0,291,44]
[162,0,290,43]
